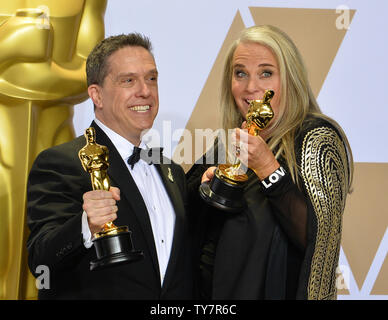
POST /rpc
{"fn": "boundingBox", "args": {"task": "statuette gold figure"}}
[79,127,125,236]
[79,127,143,270]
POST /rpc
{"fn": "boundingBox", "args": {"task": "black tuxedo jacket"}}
[27,122,193,299]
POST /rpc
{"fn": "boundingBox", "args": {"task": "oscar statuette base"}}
[199,170,246,213]
[90,230,144,271]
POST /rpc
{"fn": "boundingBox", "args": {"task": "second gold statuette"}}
[199,90,275,213]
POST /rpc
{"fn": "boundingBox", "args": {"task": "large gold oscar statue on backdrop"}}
[0,0,107,299]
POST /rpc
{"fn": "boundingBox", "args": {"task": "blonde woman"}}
[187,25,353,300]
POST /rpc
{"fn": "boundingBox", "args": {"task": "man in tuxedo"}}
[26,33,193,299]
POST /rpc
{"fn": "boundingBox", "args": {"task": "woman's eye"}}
[235,70,247,78]
[261,71,272,78]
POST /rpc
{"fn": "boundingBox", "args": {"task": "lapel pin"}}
[167,167,174,182]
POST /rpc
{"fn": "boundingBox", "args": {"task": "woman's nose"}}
[246,77,263,97]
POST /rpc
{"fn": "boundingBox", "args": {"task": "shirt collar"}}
[93,118,147,162]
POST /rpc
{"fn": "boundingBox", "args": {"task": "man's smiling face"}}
[90,46,159,145]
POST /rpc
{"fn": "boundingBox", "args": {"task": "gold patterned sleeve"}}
[300,125,350,300]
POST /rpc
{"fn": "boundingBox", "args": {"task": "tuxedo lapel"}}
[154,162,186,291]
[91,122,160,277]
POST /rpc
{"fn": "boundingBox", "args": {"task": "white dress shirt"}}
[82,119,176,285]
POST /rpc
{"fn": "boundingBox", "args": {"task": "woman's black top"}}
[186,116,350,300]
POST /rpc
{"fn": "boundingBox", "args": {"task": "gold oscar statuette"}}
[79,127,143,271]
[199,90,275,212]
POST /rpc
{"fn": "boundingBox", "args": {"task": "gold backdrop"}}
[0,0,107,300]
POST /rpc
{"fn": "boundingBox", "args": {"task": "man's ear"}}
[88,84,103,109]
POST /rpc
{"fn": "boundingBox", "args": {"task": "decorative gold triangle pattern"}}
[174,11,245,173]
[342,163,388,294]
[372,249,388,294]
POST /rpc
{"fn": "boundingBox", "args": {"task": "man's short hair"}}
[86,33,153,86]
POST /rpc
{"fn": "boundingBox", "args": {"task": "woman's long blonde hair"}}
[220,25,353,191]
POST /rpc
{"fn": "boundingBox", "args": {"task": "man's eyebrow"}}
[116,69,158,77]
[116,72,135,77]
[148,69,158,75]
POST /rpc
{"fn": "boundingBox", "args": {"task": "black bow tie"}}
[127,146,164,169]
